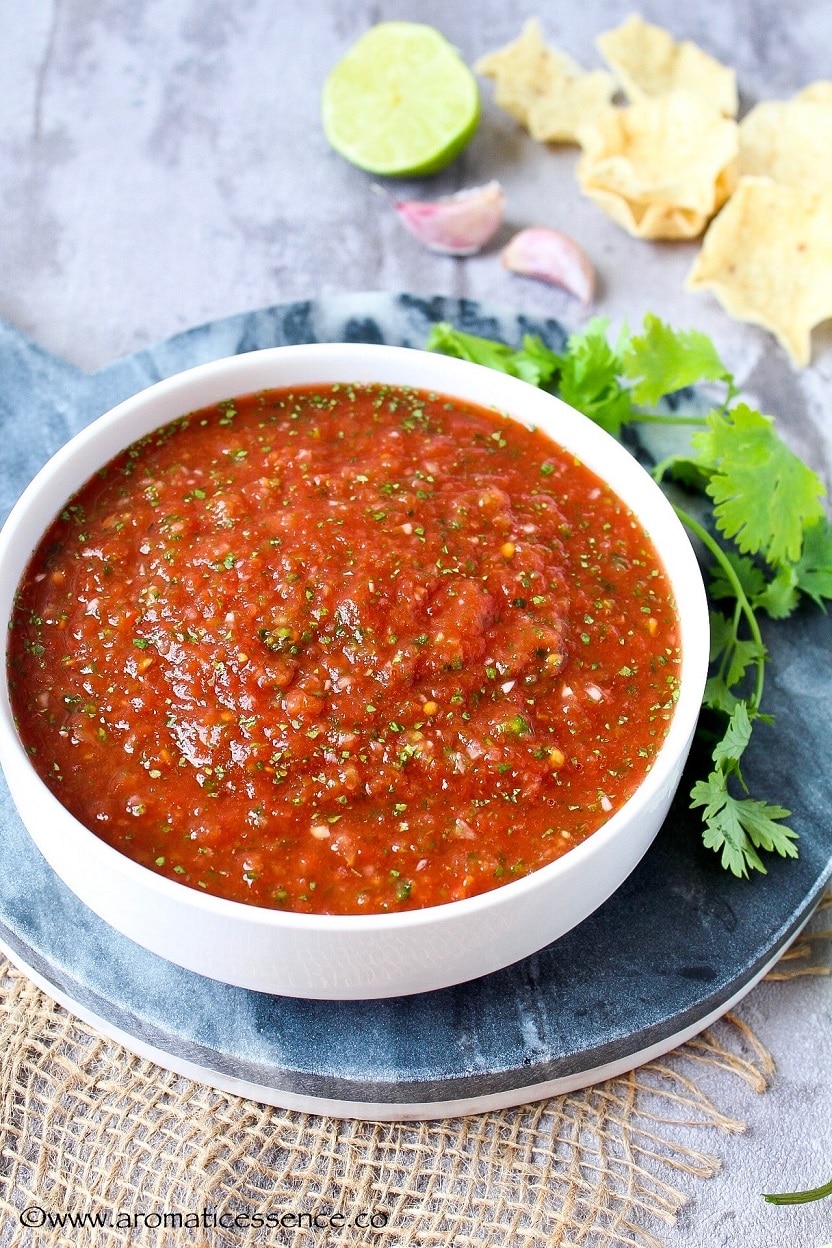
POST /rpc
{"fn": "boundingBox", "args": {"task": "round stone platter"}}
[1,293,830,1120]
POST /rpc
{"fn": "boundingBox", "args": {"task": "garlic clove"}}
[501,227,596,304]
[382,181,506,256]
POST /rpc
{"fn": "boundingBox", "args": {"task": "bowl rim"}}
[0,341,710,934]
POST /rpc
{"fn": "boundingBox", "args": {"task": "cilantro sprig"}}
[764,1175,832,1205]
[428,314,832,878]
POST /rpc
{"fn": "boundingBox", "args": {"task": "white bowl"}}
[0,344,709,999]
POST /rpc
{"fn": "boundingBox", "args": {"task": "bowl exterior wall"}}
[1,743,687,998]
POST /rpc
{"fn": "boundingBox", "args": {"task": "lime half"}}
[322,22,480,177]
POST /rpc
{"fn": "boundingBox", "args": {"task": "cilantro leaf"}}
[738,797,797,856]
[622,314,731,406]
[709,550,801,620]
[711,702,752,770]
[708,609,743,708]
[708,551,766,602]
[425,323,515,372]
[725,637,767,690]
[691,770,796,877]
[753,566,800,620]
[708,609,735,663]
[692,772,765,876]
[654,455,711,491]
[702,676,740,716]
[696,699,796,876]
[425,324,561,388]
[556,318,633,437]
[516,334,562,387]
[703,608,765,707]
[793,517,832,608]
[691,404,826,566]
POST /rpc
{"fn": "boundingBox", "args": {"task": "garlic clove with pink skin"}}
[501,227,596,305]
[381,181,506,256]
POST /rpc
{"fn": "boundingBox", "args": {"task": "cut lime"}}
[321,22,480,177]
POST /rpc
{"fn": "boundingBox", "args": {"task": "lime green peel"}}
[321,22,480,177]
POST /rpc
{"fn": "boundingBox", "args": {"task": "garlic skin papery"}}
[501,227,596,304]
[383,181,506,255]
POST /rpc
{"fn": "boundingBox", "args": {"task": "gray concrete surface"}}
[1,2,831,1245]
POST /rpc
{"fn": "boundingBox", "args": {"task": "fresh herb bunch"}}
[427,316,832,878]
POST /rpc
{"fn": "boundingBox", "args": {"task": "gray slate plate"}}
[1,293,830,1118]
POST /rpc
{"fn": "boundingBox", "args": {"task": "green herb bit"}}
[426,322,561,387]
[621,313,732,405]
[688,404,825,566]
[763,1176,832,1205]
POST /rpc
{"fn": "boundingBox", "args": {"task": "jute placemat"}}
[1,896,829,1248]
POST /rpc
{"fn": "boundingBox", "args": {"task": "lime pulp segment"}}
[322,22,480,177]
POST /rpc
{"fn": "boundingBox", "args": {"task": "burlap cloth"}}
[1,897,829,1248]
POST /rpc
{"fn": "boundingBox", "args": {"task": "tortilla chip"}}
[797,81,832,104]
[686,177,832,367]
[476,18,616,144]
[597,14,738,117]
[738,97,832,196]
[475,19,556,128]
[576,93,738,239]
[528,69,618,143]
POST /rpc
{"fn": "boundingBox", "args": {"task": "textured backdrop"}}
[1,3,832,1245]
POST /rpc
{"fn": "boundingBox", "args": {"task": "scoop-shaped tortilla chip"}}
[476,18,616,143]
[577,92,738,239]
[797,81,832,104]
[686,177,832,367]
[597,14,738,117]
[738,97,832,196]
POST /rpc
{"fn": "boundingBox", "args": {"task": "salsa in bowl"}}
[0,344,708,997]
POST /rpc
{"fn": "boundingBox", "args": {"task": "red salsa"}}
[8,384,681,914]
